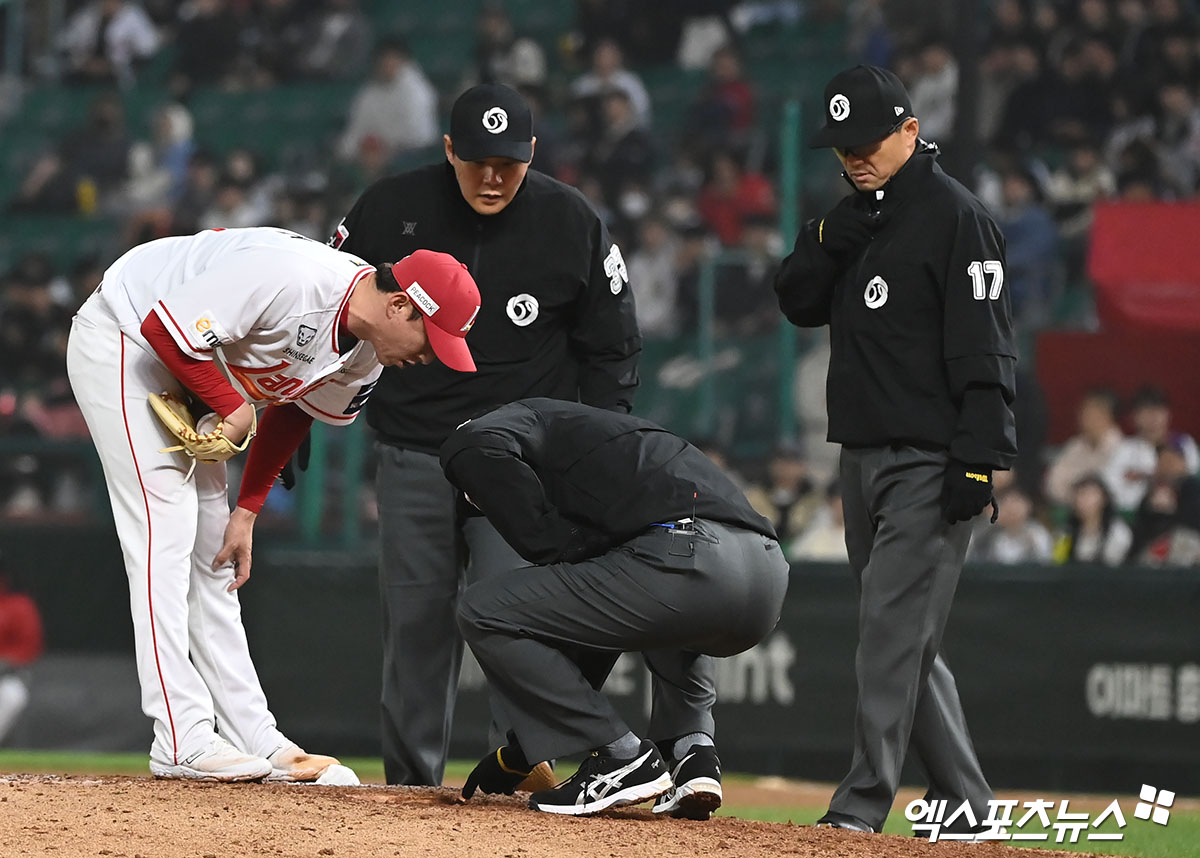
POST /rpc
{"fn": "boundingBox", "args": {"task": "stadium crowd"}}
[1,0,1198,567]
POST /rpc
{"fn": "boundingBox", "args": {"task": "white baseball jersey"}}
[99,226,382,425]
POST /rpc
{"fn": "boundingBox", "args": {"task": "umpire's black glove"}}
[941,461,999,524]
[462,745,534,799]
[817,204,881,260]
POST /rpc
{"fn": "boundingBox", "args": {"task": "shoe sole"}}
[531,771,673,816]
[653,778,722,820]
[150,763,270,782]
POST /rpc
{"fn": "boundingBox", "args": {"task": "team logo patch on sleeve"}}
[604,244,628,295]
[191,312,232,348]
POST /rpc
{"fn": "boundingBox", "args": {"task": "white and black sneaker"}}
[529,740,673,816]
[652,745,723,820]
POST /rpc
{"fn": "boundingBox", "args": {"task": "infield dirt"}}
[0,774,1103,858]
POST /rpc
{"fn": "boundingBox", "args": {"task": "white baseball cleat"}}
[265,742,341,782]
[150,737,272,782]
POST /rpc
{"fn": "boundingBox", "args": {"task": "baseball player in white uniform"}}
[66,227,480,781]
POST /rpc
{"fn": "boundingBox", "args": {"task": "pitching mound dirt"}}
[0,775,1101,858]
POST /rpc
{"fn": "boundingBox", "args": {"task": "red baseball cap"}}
[390,249,480,372]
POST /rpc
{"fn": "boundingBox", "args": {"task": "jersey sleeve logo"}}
[191,312,232,348]
[604,244,628,295]
[343,380,377,415]
[329,219,349,249]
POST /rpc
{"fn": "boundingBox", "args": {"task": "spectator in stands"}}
[171,0,243,95]
[744,441,821,544]
[569,38,652,128]
[1129,0,1195,83]
[199,178,267,230]
[993,41,1048,152]
[1067,0,1125,54]
[968,486,1052,564]
[713,213,782,337]
[907,40,958,144]
[1044,142,1115,282]
[123,102,195,213]
[1041,38,1112,148]
[0,558,44,745]
[1127,440,1200,566]
[58,0,159,88]
[1054,474,1133,566]
[683,45,757,157]
[1044,388,1124,506]
[0,254,75,390]
[628,214,681,340]
[788,482,848,563]
[10,91,132,215]
[996,167,1059,332]
[469,2,547,91]
[294,0,371,80]
[169,149,220,234]
[696,149,776,247]
[582,89,656,216]
[241,0,310,86]
[846,0,893,67]
[1107,386,1200,513]
[336,38,438,163]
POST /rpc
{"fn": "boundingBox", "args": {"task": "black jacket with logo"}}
[440,398,777,565]
[774,145,1017,468]
[334,163,641,453]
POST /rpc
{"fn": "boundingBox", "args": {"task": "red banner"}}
[1087,202,1200,332]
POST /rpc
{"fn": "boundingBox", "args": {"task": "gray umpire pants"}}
[829,445,993,832]
[376,444,527,786]
[456,520,791,763]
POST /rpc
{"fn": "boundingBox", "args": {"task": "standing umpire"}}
[332,83,641,786]
[774,66,1017,834]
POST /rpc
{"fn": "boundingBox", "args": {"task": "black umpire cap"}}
[809,65,914,150]
[450,83,534,163]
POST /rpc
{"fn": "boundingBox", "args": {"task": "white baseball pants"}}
[66,291,287,766]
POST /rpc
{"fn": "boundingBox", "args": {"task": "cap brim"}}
[808,123,898,150]
[452,139,533,162]
[423,318,476,372]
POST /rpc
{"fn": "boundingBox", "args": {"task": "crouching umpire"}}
[441,398,789,817]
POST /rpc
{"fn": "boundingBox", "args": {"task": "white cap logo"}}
[483,107,508,134]
[864,275,888,309]
[829,94,850,122]
[506,293,539,326]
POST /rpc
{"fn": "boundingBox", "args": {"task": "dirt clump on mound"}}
[0,774,1098,858]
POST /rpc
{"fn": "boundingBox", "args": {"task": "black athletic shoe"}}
[815,812,876,833]
[528,740,673,816]
[652,745,723,820]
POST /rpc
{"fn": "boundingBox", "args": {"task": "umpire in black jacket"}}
[441,398,789,817]
[775,66,1017,834]
[332,84,641,785]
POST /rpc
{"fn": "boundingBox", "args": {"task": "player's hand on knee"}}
[461,746,533,799]
[214,507,257,591]
[941,462,994,524]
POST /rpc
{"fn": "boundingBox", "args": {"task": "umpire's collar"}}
[849,139,939,215]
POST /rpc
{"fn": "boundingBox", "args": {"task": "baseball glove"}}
[148,392,255,464]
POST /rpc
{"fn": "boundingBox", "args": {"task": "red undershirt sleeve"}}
[236,403,314,514]
[140,313,246,418]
